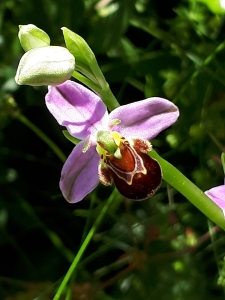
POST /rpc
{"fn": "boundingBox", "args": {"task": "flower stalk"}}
[149,149,225,230]
[72,71,119,111]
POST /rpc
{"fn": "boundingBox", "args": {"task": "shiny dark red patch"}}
[108,150,161,200]
[99,138,162,200]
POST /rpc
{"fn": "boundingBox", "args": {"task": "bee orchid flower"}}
[45,80,179,203]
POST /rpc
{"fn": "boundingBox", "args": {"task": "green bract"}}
[62,27,106,88]
[15,46,75,86]
[19,24,50,52]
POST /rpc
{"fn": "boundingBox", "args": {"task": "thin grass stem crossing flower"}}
[45,80,179,202]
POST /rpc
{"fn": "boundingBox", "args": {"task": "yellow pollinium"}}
[111,131,122,147]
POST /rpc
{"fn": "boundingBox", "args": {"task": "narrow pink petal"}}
[45,80,108,140]
[108,97,179,140]
[205,185,225,217]
[60,141,100,203]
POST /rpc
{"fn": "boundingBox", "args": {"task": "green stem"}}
[149,150,225,231]
[17,113,66,163]
[80,196,95,244]
[99,82,120,111]
[72,71,120,111]
[53,188,118,300]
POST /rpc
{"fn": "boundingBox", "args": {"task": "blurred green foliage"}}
[1,0,225,299]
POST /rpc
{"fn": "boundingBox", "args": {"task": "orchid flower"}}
[205,181,225,217]
[45,80,179,203]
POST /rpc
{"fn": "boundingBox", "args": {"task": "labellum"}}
[97,131,162,200]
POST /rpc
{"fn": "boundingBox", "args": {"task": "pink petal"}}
[205,185,225,217]
[108,97,179,140]
[60,141,100,203]
[45,80,108,140]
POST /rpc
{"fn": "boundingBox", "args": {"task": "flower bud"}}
[15,46,75,86]
[18,24,50,52]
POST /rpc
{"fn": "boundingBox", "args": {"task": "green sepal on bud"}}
[15,46,75,86]
[18,24,50,52]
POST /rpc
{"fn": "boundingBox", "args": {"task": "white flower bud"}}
[15,46,75,86]
[19,24,50,52]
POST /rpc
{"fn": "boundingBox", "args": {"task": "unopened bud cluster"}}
[15,25,75,86]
